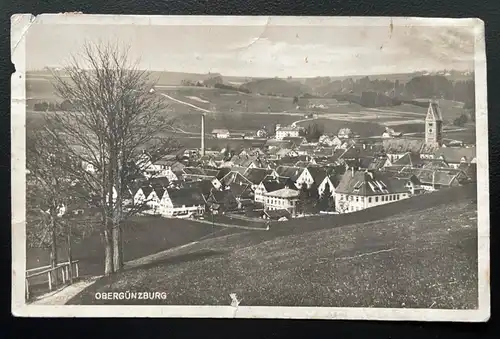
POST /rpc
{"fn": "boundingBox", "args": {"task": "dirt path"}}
[159,92,212,113]
[30,276,102,305]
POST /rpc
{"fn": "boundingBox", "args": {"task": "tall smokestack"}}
[201,113,206,156]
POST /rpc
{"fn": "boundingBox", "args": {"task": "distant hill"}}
[240,78,312,97]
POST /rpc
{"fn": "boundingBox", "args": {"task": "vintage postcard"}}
[11,14,489,321]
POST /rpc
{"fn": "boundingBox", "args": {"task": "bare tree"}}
[26,128,74,285]
[43,41,179,275]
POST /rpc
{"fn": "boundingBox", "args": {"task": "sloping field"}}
[69,184,478,308]
[28,216,244,278]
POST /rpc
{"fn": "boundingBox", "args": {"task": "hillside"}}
[240,78,312,97]
[68,184,478,308]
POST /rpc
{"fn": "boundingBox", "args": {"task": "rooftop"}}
[264,187,300,198]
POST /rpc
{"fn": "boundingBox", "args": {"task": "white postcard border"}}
[11,14,490,321]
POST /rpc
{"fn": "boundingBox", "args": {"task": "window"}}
[375,197,379,202]
[428,123,433,127]
[355,196,359,202]
[368,197,372,203]
[428,129,433,133]
[397,195,400,200]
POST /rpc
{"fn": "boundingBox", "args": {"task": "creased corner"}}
[11,14,36,58]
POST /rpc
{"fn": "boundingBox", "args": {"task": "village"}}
[74,100,477,224]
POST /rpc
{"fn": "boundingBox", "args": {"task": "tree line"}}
[32,99,75,112]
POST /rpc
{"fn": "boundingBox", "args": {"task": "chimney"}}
[201,114,206,157]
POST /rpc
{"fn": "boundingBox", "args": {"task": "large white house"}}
[159,187,206,218]
[263,187,300,216]
[334,170,411,213]
[275,125,300,140]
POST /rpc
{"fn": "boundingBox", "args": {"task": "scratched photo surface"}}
[12,15,489,320]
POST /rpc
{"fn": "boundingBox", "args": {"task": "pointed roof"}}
[167,187,206,207]
[426,101,443,121]
[392,152,425,168]
[243,168,275,185]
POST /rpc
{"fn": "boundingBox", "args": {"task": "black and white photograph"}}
[11,15,489,321]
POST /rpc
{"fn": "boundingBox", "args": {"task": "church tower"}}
[425,101,443,147]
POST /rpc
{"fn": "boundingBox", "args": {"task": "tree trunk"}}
[67,222,73,284]
[50,216,59,286]
[103,229,114,276]
[112,223,123,271]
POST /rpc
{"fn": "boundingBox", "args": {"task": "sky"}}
[26,21,476,77]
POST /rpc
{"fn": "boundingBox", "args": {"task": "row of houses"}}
[77,132,476,220]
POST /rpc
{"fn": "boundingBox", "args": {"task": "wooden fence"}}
[25,260,80,300]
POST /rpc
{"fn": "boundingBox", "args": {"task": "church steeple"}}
[425,100,443,147]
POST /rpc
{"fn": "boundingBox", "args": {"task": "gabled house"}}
[242,168,278,190]
[412,168,468,191]
[296,144,317,156]
[275,166,314,189]
[159,187,206,218]
[268,147,298,160]
[263,188,300,216]
[318,134,342,147]
[382,139,425,163]
[206,189,239,213]
[254,176,292,203]
[181,179,218,200]
[422,159,450,170]
[199,154,224,168]
[387,152,426,169]
[276,125,300,140]
[219,169,253,187]
[133,185,152,206]
[334,170,411,213]
[433,147,477,169]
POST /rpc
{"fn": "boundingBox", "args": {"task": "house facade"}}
[263,188,300,216]
[275,126,300,140]
[159,187,206,218]
[334,170,411,213]
[212,129,230,139]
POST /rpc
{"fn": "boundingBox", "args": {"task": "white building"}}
[275,166,314,189]
[212,129,230,139]
[275,126,300,140]
[254,176,289,203]
[334,170,411,213]
[159,187,206,218]
[338,128,353,139]
[318,134,342,147]
[264,188,300,216]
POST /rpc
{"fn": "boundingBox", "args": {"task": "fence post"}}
[25,278,30,300]
[48,271,52,291]
[61,266,66,284]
